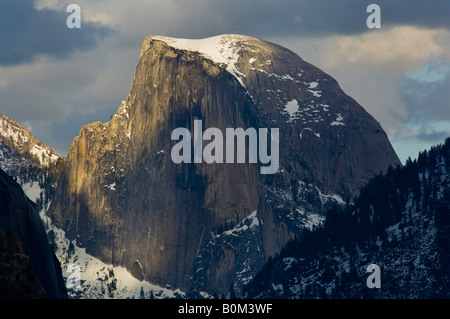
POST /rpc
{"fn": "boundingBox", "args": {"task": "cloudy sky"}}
[1,0,449,163]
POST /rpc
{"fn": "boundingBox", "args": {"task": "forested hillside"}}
[245,138,450,299]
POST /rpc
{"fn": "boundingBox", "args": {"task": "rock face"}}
[0,168,67,298]
[49,34,400,295]
[0,114,67,298]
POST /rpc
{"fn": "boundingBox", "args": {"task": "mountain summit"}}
[49,34,400,296]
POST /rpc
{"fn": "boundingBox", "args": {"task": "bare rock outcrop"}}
[49,34,400,295]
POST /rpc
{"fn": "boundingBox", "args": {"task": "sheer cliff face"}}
[49,34,400,294]
[50,38,260,289]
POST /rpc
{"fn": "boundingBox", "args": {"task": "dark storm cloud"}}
[0,0,112,66]
[171,0,450,39]
[379,0,450,30]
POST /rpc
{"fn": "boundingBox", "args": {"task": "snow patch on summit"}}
[153,34,250,87]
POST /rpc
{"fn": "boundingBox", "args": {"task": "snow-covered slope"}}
[0,113,61,167]
[40,209,185,299]
[0,113,62,211]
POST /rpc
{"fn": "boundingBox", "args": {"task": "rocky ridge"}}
[0,114,61,168]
